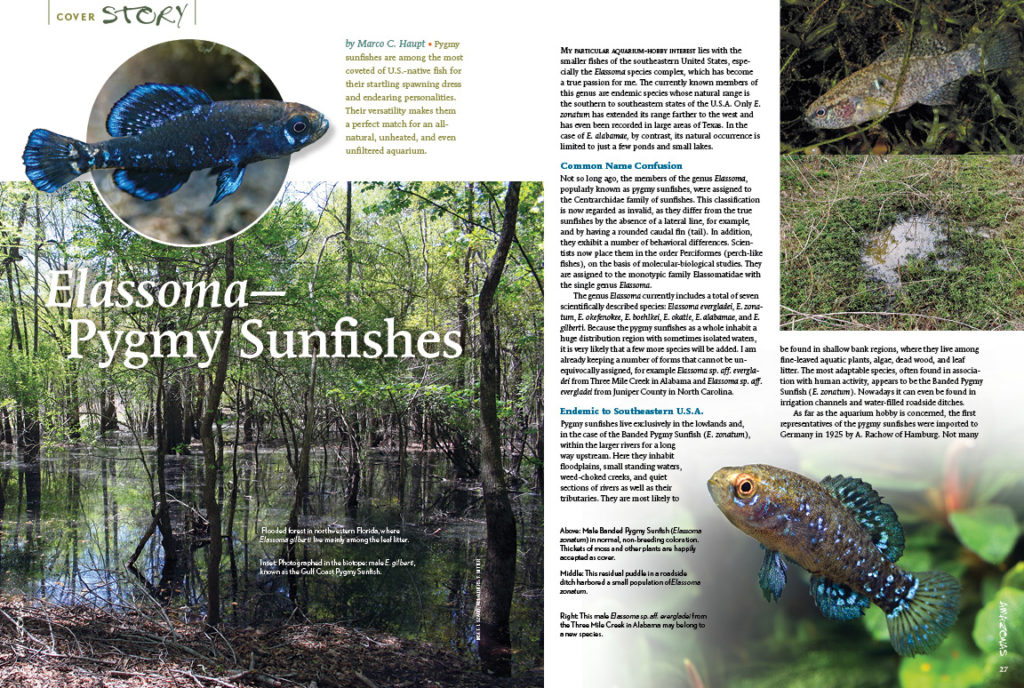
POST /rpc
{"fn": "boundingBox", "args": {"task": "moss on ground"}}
[780,155,1024,330]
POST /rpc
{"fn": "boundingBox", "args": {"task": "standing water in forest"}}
[0,443,543,669]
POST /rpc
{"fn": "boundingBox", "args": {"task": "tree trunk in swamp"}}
[157,259,188,454]
[163,364,186,454]
[344,424,360,519]
[98,279,118,433]
[282,338,319,602]
[64,368,82,441]
[477,182,520,676]
[99,389,118,433]
[242,391,255,443]
[1,406,13,445]
[535,415,544,494]
[397,415,408,511]
[200,241,235,629]
[154,367,177,568]
[22,421,42,519]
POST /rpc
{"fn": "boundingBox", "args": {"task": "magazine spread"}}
[0,1,1022,687]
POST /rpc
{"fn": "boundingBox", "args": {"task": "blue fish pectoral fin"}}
[886,570,961,657]
[212,165,246,205]
[810,576,870,621]
[919,81,960,107]
[758,548,788,602]
[114,169,191,201]
[820,475,905,562]
[107,84,214,137]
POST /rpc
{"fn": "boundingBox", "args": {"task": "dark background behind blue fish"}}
[86,40,291,246]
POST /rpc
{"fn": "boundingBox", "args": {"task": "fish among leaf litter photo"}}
[708,464,960,656]
[805,25,1020,129]
[23,83,329,205]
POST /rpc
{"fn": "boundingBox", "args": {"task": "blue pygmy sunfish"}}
[23,83,328,205]
[708,464,960,656]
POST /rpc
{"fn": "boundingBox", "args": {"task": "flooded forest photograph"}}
[0,180,544,687]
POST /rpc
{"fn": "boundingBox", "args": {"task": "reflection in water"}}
[861,214,991,288]
[0,444,543,671]
[861,215,944,287]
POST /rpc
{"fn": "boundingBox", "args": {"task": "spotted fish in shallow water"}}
[708,464,960,656]
[23,83,329,205]
[805,25,1020,128]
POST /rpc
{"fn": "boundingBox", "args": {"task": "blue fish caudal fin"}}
[22,129,91,193]
[886,570,961,657]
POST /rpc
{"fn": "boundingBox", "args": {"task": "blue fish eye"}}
[291,118,308,134]
[815,107,827,118]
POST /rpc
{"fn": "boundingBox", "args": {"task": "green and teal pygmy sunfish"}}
[23,83,328,205]
[708,464,960,656]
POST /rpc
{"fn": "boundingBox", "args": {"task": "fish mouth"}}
[311,114,330,141]
[707,467,738,507]
[804,108,825,128]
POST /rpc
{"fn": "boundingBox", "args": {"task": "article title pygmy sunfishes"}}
[23,83,329,205]
[708,464,960,656]
[805,25,1020,128]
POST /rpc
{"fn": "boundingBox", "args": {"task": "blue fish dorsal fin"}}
[810,575,871,621]
[820,475,905,562]
[758,547,788,602]
[107,84,214,137]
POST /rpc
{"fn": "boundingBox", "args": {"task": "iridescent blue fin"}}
[212,165,246,205]
[114,169,191,201]
[810,575,871,621]
[758,548,787,602]
[886,570,961,657]
[820,475,905,562]
[23,129,89,192]
[107,84,213,137]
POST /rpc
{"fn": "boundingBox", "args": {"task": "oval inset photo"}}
[48,40,326,246]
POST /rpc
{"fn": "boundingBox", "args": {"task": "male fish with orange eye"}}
[708,464,960,656]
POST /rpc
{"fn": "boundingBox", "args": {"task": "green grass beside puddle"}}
[780,156,1024,330]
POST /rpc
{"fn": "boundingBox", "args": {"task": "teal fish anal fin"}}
[810,575,870,621]
[212,165,246,205]
[820,475,905,561]
[114,169,191,201]
[886,570,961,656]
[758,548,787,602]
[107,84,214,137]
[919,80,960,106]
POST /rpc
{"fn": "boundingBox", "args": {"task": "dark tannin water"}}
[0,443,543,671]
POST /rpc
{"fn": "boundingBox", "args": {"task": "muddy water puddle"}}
[861,215,989,287]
